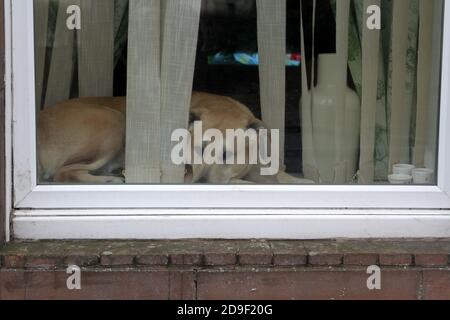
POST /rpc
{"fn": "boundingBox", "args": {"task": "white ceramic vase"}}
[302,54,361,184]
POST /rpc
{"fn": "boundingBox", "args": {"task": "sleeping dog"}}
[38,92,312,184]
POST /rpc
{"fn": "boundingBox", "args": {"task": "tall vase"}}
[302,54,361,184]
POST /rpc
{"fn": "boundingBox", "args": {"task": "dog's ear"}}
[247,118,287,173]
[247,119,267,132]
[189,112,201,128]
[248,119,272,161]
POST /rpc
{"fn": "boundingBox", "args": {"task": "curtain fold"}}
[334,0,351,183]
[34,0,49,110]
[388,0,411,171]
[413,0,434,167]
[159,0,202,183]
[37,0,128,108]
[344,0,389,181]
[78,0,114,97]
[256,0,286,165]
[44,0,79,108]
[125,0,162,183]
[114,0,129,67]
[300,0,320,183]
[425,0,444,171]
[332,0,430,182]
[346,0,441,181]
[359,0,381,183]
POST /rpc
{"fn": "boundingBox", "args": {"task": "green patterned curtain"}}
[332,0,420,181]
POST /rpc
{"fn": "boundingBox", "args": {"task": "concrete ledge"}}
[1,239,450,269]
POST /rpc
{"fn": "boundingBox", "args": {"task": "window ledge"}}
[1,239,450,269]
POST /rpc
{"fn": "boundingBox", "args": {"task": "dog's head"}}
[188,109,279,184]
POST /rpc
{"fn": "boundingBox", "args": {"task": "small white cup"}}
[388,174,413,185]
[392,164,415,176]
[412,168,434,185]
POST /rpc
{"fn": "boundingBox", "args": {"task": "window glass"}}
[34,0,442,186]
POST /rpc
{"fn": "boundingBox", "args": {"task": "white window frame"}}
[4,0,450,240]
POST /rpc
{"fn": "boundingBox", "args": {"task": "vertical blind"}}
[34,0,49,109]
[126,0,162,183]
[256,0,286,166]
[127,0,202,183]
[78,0,114,97]
[43,0,78,108]
[359,0,381,183]
[36,0,441,184]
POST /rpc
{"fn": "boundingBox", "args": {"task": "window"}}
[5,0,450,240]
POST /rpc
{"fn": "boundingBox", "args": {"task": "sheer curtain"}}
[125,0,162,183]
[78,0,114,97]
[35,0,441,184]
[313,0,442,183]
[126,0,286,183]
[256,0,287,166]
[35,0,115,108]
[33,0,49,109]
[34,0,202,184]
[126,0,201,183]
[43,0,79,108]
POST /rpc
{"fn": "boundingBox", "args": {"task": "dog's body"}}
[38,92,310,184]
[38,96,126,183]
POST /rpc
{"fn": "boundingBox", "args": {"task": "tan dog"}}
[38,92,309,184]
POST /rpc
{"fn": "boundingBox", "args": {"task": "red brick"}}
[0,270,195,300]
[64,255,99,267]
[0,270,28,299]
[24,256,65,269]
[170,253,203,266]
[157,240,205,266]
[169,272,196,300]
[202,241,239,266]
[379,254,413,266]
[197,269,419,300]
[344,254,378,266]
[1,255,26,269]
[238,240,273,266]
[271,241,307,266]
[238,254,272,266]
[415,254,448,267]
[309,254,343,266]
[100,252,134,266]
[204,253,236,266]
[273,254,307,266]
[304,241,343,266]
[165,241,204,266]
[136,254,169,266]
[423,270,450,300]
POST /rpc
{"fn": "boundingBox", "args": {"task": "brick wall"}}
[1,240,450,300]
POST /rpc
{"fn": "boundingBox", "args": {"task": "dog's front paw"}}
[106,176,125,184]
